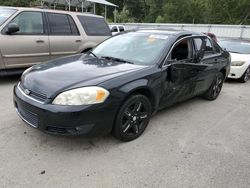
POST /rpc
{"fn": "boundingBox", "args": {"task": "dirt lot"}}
[0,76,250,188]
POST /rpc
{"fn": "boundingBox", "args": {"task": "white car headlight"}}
[231,61,245,66]
[52,86,110,106]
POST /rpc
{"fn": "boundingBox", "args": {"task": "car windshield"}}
[92,32,169,65]
[0,8,16,26]
[219,40,250,54]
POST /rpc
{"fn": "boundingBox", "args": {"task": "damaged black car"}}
[14,29,231,141]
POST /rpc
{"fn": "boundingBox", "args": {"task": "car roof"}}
[134,28,205,37]
[0,6,104,18]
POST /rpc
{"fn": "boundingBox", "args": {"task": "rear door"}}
[0,11,50,68]
[46,12,82,60]
[194,37,220,94]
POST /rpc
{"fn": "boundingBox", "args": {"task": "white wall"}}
[110,23,250,40]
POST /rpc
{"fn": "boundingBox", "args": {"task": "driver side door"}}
[159,36,206,108]
[0,11,50,69]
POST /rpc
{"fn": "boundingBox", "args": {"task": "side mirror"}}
[6,23,20,34]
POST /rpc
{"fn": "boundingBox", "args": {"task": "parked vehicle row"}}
[0,6,111,75]
[0,6,247,141]
[14,29,231,141]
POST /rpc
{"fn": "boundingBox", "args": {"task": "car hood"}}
[22,54,147,98]
[230,53,250,62]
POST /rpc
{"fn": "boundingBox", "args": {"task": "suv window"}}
[119,26,125,32]
[77,15,111,36]
[47,13,79,35]
[204,38,214,56]
[9,11,44,34]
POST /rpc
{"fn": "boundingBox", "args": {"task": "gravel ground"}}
[0,76,250,188]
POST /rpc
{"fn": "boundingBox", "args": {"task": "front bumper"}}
[14,84,119,136]
[227,65,247,79]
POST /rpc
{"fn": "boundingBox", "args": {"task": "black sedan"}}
[14,29,230,141]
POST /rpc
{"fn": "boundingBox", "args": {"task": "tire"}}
[112,94,152,142]
[202,72,224,100]
[239,67,250,83]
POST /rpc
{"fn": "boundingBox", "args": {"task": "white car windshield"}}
[92,32,169,65]
[0,8,16,26]
[219,40,250,54]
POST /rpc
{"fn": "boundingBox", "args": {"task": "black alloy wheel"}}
[239,67,250,83]
[203,72,224,100]
[112,94,152,141]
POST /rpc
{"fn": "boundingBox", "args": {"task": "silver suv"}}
[0,6,111,75]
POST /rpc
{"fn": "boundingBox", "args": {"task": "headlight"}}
[231,61,245,66]
[52,86,109,106]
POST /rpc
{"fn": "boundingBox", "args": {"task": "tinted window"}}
[204,39,214,55]
[111,26,118,32]
[47,13,79,35]
[119,26,125,32]
[77,16,111,36]
[10,11,44,34]
[194,38,203,51]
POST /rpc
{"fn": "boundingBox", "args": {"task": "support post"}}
[94,3,96,14]
[114,7,117,23]
[105,5,107,20]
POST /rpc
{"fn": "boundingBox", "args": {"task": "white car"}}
[110,25,126,35]
[219,39,250,83]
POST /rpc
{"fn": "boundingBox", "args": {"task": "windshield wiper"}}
[228,51,241,54]
[101,56,134,64]
[88,51,99,58]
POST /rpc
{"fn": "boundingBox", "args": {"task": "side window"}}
[47,13,79,35]
[171,38,193,61]
[204,38,214,56]
[193,38,203,51]
[77,16,111,36]
[119,26,125,32]
[10,11,44,34]
[111,26,118,32]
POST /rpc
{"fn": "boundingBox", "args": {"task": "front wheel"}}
[112,95,152,142]
[239,66,250,83]
[202,72,224,100]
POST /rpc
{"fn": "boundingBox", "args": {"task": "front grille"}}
[17,105,39,128]
[19,83,47,102]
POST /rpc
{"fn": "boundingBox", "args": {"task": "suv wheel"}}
[202,72,224,100]
[112,94,152,142]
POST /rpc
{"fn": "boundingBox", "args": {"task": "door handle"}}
[75,40,82,43]
[36,40,44,43]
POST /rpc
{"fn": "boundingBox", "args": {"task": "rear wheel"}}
[202,72,224,100]
[112,94,152,142]
[239,67,250,83]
